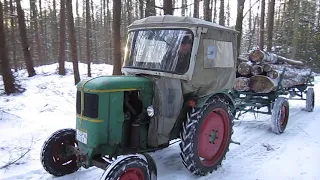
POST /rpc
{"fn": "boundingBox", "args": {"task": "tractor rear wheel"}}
[179,98,233,176]
[305,88,315,112]
[100,154,156,180]
[271,97,289,134]
[40,128,79,177]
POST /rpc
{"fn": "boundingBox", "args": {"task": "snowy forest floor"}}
[0,62,320,180]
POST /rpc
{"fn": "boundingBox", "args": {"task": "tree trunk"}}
[139,0,144,18]
[9,0,17,72]
[58,0,66,75]
[86,0,91,77]
[163,0,173,15]
[219,0,225,25]
[213,0,217,21]
[235,0,246,60]
[266,0,275,51]
[30,0,44,65]
[193,0,199,18]
[51,0,59,62]
[0,1,16,94]
[290,0,300,59]
[259,0,265,50]
[204,0,212,21]
[76,0,82,62]
[16,0,36,77]
[66,0,81,84]
[112,0,122,75]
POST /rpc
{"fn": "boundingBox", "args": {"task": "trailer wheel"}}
[179,97,233,176]
[40,128,79,177]
[305,88,315,112]
[271,97,289,134]
[100,154,155,180]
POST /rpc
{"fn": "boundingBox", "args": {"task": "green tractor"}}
[40,15,238,180]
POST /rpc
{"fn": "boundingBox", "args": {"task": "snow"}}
[0,62,320,180]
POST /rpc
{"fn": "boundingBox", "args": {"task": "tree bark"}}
[163,0,173,15]
[66,0,81,84]
[259,0,265,50]
[16,0,36,77]
[0,1,17,94]
[193,0,199,18]
[235,0,246,60]
[219,0,225,25]
[30,0,44,65]
[249,50,304,66]
[266,0,275,51]
[58,0,66,75]
[9,0,17,72]
[112,0,122,75]
[86,0,91,77]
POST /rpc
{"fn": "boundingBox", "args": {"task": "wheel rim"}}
[197,108,231,166]
[280,105,288,127]
[119,168,145,180]
[52,137,78,169]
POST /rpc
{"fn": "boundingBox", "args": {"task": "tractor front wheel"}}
[271,97,289,134]
[40,128,79,177]
[100,154,156,180]
[179,98,233,176]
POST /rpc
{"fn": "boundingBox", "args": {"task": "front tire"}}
[101,154,154,180]
[179,98,233,176]
[40,128,79,177]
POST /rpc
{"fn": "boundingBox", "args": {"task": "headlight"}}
[147,106,155,117]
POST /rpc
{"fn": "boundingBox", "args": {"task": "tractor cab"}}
[40,15,239,180]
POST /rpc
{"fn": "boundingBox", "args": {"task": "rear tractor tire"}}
[305,88,315,112]
[179,98,233,176]
[40,128,79,177]
[271,97,289,134]
[100,154,157,180]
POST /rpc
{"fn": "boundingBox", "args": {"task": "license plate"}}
[76,129,87,144]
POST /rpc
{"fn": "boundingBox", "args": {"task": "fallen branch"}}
[0,148,31,169]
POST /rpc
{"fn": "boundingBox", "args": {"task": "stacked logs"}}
[234,49,312,93]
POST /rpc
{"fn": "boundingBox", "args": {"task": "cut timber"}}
[237,62,252,76]
[267,70,279,79]
[250,74,309,93]
[248,49,304,66]
[250,75,277,93]
[251,65,263,75]
[234,77,250,91]
[263,64,272,72]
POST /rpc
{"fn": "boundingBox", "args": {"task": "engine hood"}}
[76,75,152,93]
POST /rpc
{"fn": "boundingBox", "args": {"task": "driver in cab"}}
[175,35,193,74]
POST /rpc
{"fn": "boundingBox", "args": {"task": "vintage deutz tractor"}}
[40,15,238,179]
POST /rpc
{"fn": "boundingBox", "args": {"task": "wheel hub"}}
[120,168,144,180]
[209,130,217,143]
[197,108,231,166]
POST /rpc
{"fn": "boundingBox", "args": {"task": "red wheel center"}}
[280,106,287,126]
[119,168,145,180]
[197,108,230,166]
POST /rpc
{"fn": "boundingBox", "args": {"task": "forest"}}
[0,0,319,95]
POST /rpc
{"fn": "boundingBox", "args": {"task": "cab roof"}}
[128,15,237,33]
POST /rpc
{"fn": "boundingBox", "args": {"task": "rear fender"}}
[195,91,236,117]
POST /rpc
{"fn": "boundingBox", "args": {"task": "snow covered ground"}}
[0,62,319,180]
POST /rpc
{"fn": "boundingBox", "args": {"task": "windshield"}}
[123,29,194,75]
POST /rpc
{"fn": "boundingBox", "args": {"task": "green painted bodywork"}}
[75,75,153,166]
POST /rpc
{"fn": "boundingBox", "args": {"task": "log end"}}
[250,75,276,93]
